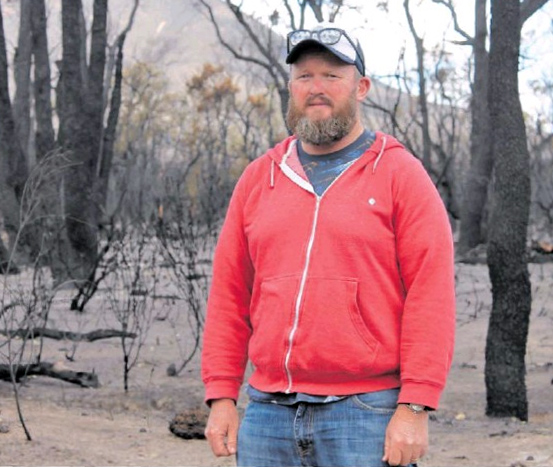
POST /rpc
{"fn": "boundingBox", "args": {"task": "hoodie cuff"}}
[397,381,444,410]
[204,379,242,406]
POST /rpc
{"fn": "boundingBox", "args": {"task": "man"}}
[202,23,456,467]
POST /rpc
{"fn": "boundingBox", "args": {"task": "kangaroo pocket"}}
[289,277,380,379]
[248,275,299,374]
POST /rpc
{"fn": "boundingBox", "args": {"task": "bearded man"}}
[200,24,456,467]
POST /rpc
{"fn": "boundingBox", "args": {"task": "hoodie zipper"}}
[284,195,321,393]
[282,166,353,392]
[280,136,387,393]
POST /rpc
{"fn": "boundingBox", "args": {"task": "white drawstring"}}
[270,159,275,188]
[372,136,387,173]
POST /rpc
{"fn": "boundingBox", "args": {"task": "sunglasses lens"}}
[290,30,312,46]
[318,28,342,45]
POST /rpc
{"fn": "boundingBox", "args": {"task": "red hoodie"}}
[201,132,456,409]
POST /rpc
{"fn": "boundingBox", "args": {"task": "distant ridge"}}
[2,0,447,133]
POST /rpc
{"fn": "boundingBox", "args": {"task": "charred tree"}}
[31,0,55,161]
[13,0,32,158]
[97,0,139,210]
[58,0,106,281]
[458,0,492,254]
[457,0,550,254]
[485,0,532,421]
[0,2,28,261]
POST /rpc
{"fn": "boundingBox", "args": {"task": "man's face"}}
[286,51,360,146]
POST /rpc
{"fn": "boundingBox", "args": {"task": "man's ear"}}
[357,76,371,100]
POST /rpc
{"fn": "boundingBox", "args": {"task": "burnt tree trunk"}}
[28,0,73,282]
[0,2,28,260]
[87,0,108,219]
[54,0,133,290]
[458,0,550,254]
[31,0,55,161]
[58,0,101,281]
[458,0,492,254]
[13,0,33,158]
[485,0,531,421]
[88,0,108,168]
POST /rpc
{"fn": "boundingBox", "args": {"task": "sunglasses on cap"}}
[286,27,365,76]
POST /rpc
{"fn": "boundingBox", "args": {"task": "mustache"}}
[306,95,332,106]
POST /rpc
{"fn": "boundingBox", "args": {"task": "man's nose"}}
[308,77,326,94]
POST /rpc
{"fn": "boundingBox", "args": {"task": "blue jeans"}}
[237,388,415,467]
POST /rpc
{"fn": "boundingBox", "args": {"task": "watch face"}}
[410,404,425,412]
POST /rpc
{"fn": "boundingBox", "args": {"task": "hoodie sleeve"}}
[391,151,456,409]
[201,171,255,404]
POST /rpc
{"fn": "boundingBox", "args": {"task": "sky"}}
[234,0,553,118]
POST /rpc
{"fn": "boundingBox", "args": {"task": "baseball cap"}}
[285,23,365,76]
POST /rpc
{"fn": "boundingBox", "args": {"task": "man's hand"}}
[204,398,240,457]
[382,404,428,466]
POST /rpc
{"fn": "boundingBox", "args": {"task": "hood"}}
[265,132,406,189]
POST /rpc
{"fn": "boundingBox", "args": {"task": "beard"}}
[286,91,358,146]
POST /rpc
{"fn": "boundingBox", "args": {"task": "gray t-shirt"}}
[298,130,376,196]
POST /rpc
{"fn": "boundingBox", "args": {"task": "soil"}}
[1,262,552,467]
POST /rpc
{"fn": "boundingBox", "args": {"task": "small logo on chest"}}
[368,198,376,206]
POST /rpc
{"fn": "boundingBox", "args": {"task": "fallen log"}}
[0,328,136,342]
[0,362,100,388]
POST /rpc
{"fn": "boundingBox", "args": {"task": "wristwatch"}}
[401,403,426,414]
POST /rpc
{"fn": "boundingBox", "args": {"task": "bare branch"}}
[97,0,139,208]
[520,0,550,25]
[200,0,288,83]
[226,1,285,69]
[306,0,324,22]
[432,0,474,44]
[282,0,297,29]
[116,0,140,39]
[403,0,432,170]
